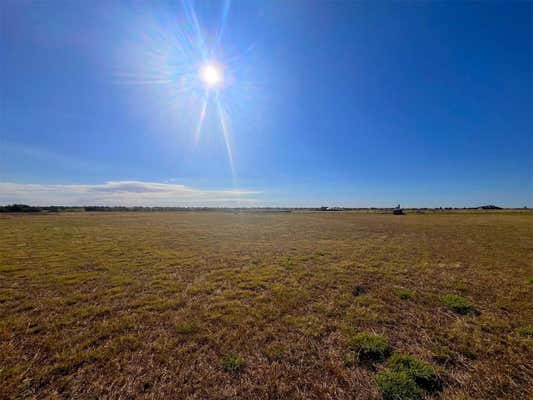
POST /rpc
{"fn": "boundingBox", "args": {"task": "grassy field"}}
[1,211,531,399]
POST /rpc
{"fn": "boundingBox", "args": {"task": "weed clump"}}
[386,353,441,392]
[175,322,200,335]
[109,334,141,353]
[263,342,286,361]
[352,285,367,296]
[441,294,474,315]
[376,370,422,400]
[141,381,152,392]
[347,332,391,361]
[377,354,441,399]
[221,354,246,373]
[431,345,455,365]
[394,288,414,300]
[516,326,532,338]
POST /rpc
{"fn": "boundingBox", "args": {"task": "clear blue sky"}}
[1,1,531,207]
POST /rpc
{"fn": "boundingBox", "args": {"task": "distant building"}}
[477,205,502,210]
[393,204,404,215]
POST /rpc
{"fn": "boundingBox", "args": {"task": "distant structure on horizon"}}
[319,206,343,211]
[477,205,502,210]
[393,204,404,215]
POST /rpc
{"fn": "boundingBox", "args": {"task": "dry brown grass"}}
[0,211,532,399]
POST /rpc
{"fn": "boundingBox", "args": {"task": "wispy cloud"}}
[0,141,103,172]
[0,181,261,206]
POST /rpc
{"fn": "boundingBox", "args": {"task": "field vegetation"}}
[0,211,531,399]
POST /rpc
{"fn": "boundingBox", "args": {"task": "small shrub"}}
[516,326,532,338]
[175,322,199,335]
[221,354,246,373]
[478,314,509,333]
[431,345,455,365]
[394,288,414,300]
[347,332,391,361]
[263,342,286,361]
[109,334,141,353]
[352,285,367,296]
[343,352,357,367]
[386,353,441,392]
[141,381,152,392]
[0,289,19,303]
[376,370,422,400]
[441,294,473,315]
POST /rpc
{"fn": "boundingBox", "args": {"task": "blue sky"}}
[1,1,531,207]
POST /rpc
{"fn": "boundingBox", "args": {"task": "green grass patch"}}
[516,326,532,338]
[394,288,414,300]
[376,370,422,400]
[175,322,200,335]
[386,353,441,392]
[441,294,474,315]
[347,332,391,361]
[221,354,246,373]
[263,342,287,361]
[0,289,19,303]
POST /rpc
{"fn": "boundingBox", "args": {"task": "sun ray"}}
[216,94,242,208]
[216,0,232,47]
[194,92,208,144]
[216,95,235,179]
[182,0,207,60]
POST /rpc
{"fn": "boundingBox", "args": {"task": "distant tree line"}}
[0,204,82,213]
[0,204,513,213]
[0,204,42,212]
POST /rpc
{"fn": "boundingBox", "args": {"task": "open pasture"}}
[1,211,532,399]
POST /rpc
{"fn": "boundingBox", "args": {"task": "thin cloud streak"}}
[0,181,261,207]
[0,141,101,172]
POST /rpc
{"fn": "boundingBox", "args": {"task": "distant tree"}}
[0,204,42,213]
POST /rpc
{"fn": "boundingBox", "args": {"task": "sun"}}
[199,63,223,88]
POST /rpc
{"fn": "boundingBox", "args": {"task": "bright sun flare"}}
[200,63,223,88]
